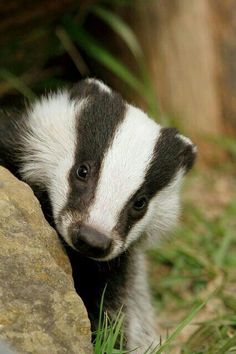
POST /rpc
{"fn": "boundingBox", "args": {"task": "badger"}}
[0,78,196,352]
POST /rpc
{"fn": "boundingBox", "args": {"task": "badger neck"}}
[67,245,137,331]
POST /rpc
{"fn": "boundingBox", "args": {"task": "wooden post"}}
[126,1,222,137]
[113,0,236,162]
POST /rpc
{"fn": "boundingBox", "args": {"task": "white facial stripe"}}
[49,157,75,218]
[87,104,161,233]
[20,92,86,218]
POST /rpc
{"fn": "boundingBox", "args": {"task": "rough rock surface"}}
[0,167,92,354]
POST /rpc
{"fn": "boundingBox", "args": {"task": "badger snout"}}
[72,225,112,259]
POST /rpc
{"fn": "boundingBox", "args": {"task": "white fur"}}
[123,169,183,251]
[145,169,184,243]
[87,104,161,234]
[20,92,85,218]
[126,250,159,352]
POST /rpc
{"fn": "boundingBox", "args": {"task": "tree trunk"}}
[120,1,222,157]
[112,0,236,162]
[210,0,236,134]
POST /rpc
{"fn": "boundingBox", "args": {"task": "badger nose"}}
[72,225,112,258]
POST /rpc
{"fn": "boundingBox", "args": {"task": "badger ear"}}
[70,78,107,100]
[158,128,197,175]
[175,132,197,173]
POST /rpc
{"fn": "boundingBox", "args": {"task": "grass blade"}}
[92,5,143,60]
[215,334,236,354]
[63,21,145,94]
[56,27,90,76]
[154,292,215,354]
[0,69,36,101]
[214,232,233,268]
[92,6,161,119]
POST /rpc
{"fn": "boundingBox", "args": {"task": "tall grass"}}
[93,288,129,354]
[93,286,214,353]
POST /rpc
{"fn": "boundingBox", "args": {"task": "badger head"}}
[20,79,196,260]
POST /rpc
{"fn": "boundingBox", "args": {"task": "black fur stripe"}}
[140,127,196,196]
[65,80,126,214]
[0,110,25,176]
[116,127,196,237]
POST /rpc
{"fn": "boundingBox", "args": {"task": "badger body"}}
[0,79,196,352]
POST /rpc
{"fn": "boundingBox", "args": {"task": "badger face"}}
[21,79,196,260]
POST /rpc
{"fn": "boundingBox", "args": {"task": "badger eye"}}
[76,164,90,181]
[133,196,147,211]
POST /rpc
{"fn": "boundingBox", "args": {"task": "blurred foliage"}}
[0,0,160,118]
[209,135,236,162]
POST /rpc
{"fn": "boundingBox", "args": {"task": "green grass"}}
[93,285,215,354]
[148,167,236,353]
[93,288,129,354]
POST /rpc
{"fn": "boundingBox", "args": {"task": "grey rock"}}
[0,167,92,354]
[0,340,16,354]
